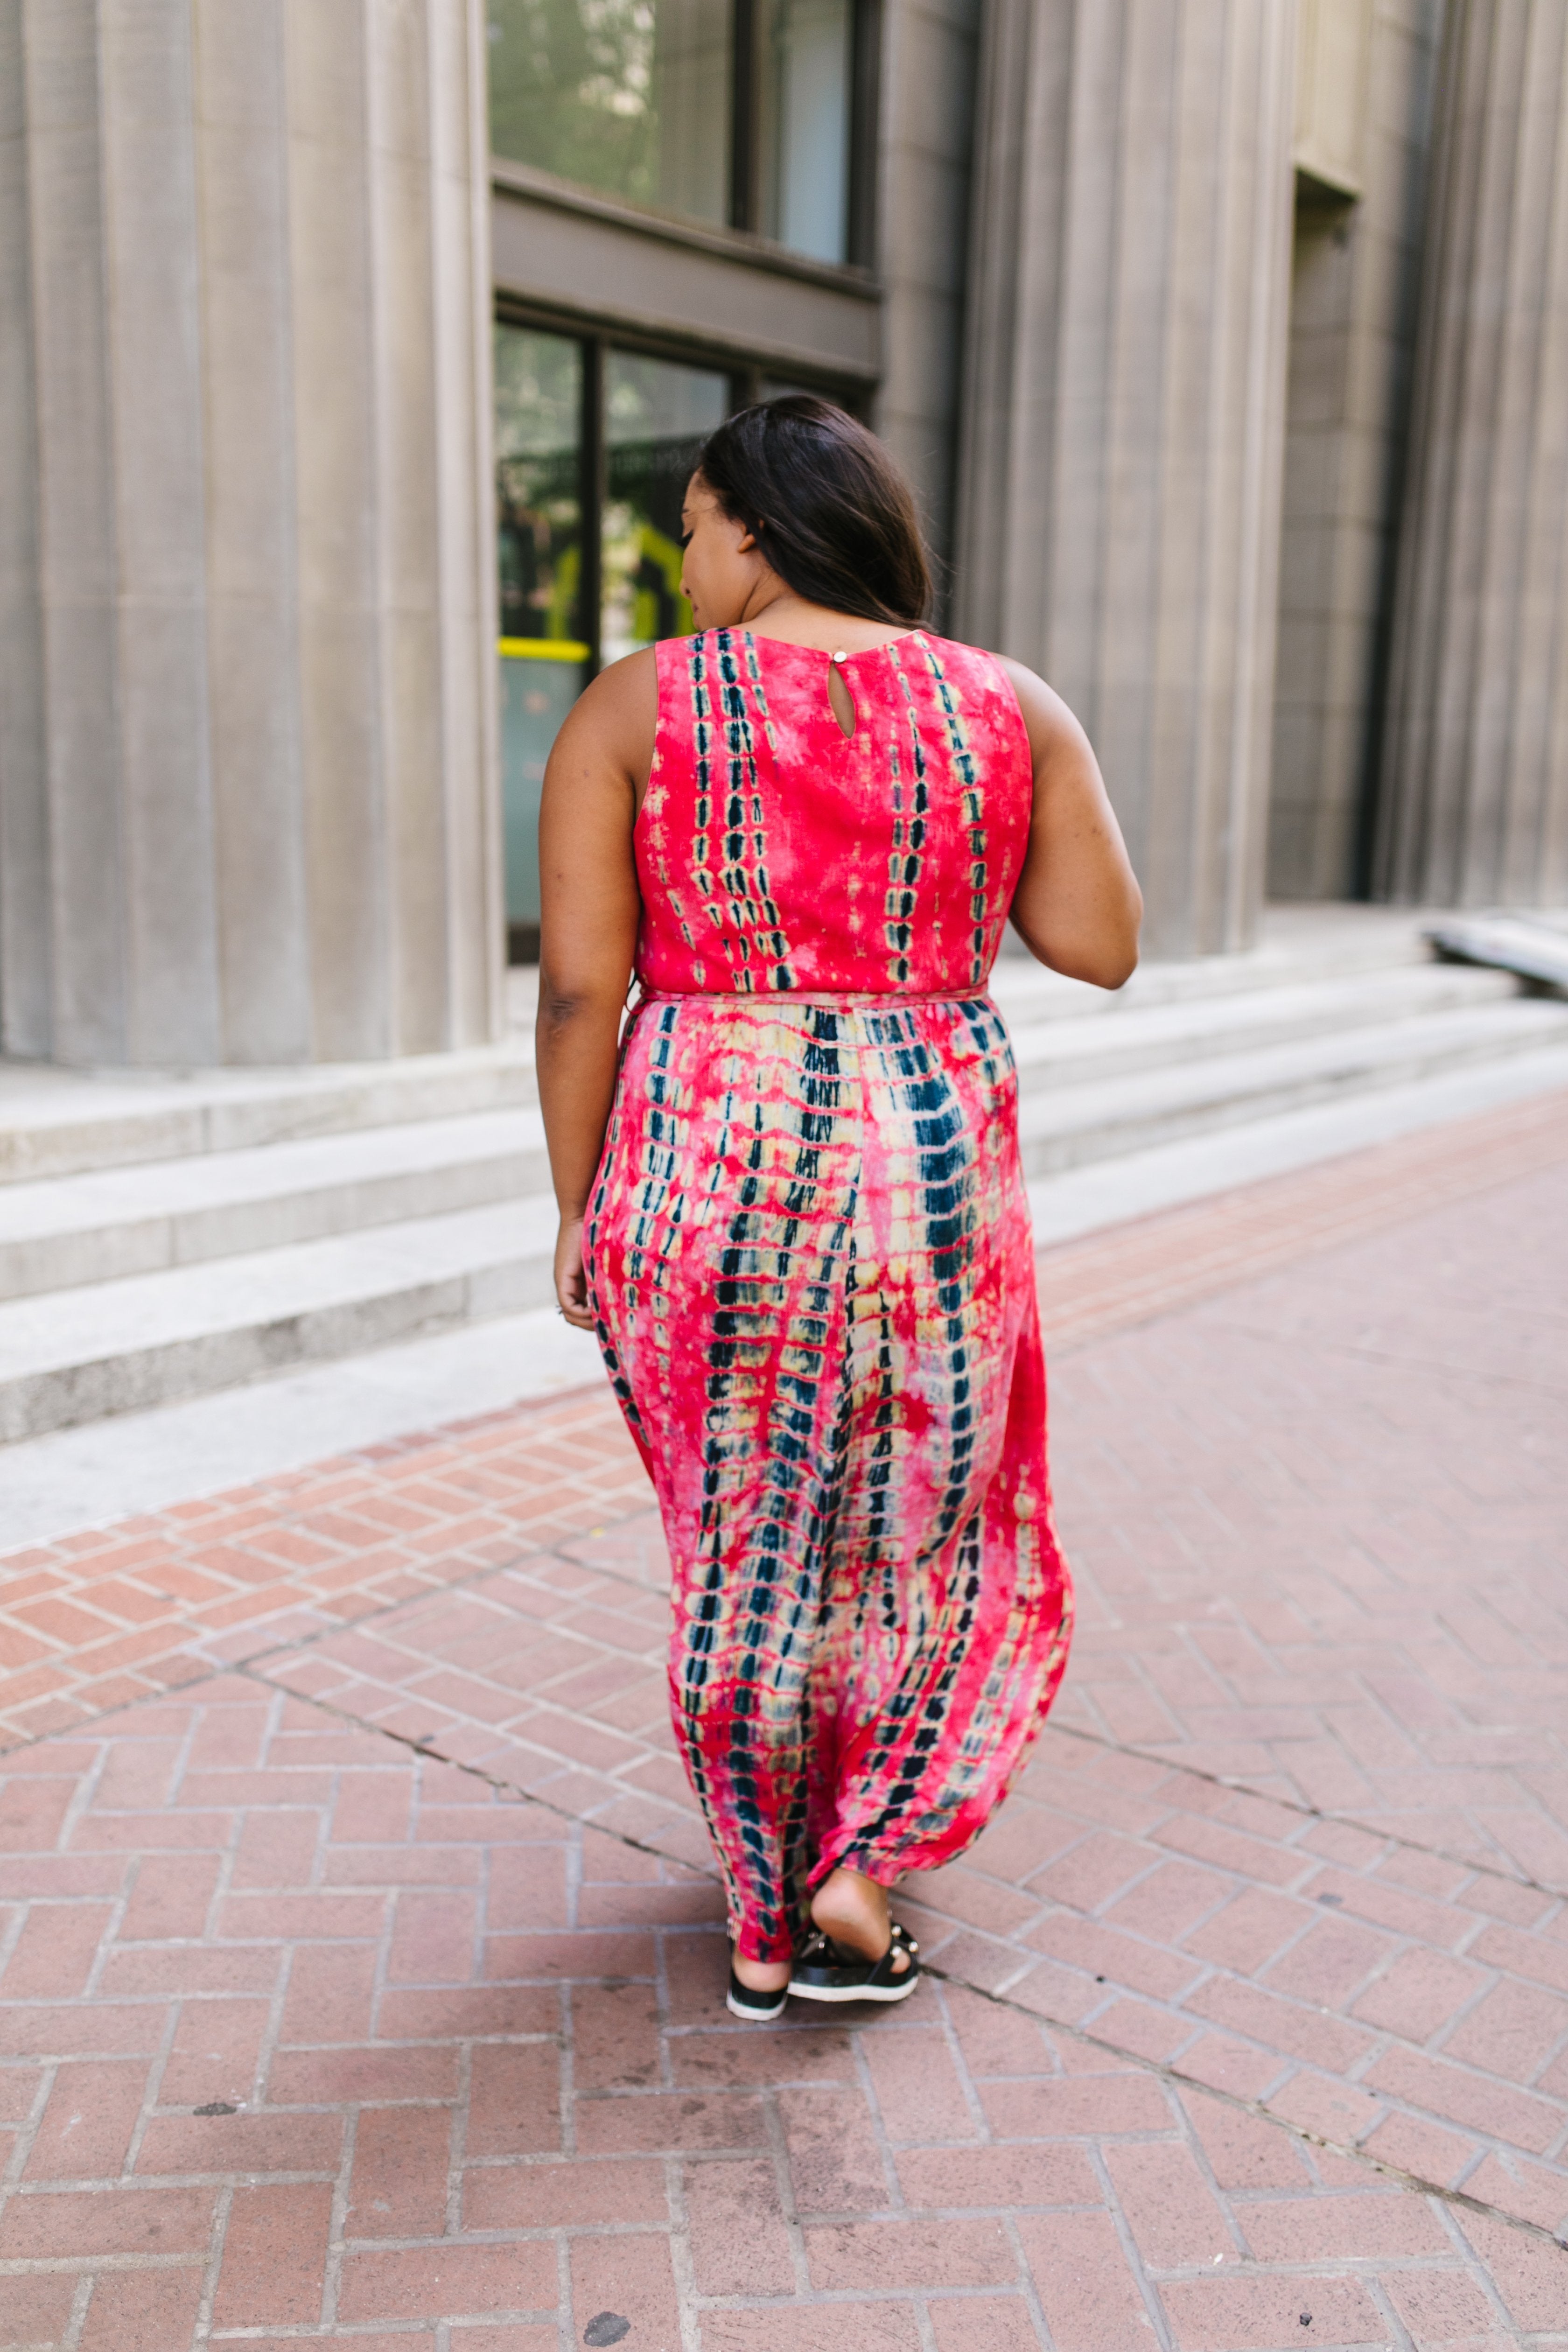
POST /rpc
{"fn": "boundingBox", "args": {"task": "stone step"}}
[3,992,1564,1447]
[1015,994,1568,1174]
[4,964,1513,1307]
[7,1042,1568,1552]
[1006,959,1517,1084]
[0,1200,558,1445]
[0,905,1442,1186]
[1,966,1512,1302]
[0,1111,549,1302]
[986,901,1435,1023]
[0,1042,536,1188]
[1024,1042,1568,1249]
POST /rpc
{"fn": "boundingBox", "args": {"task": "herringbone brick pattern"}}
[0,1679,1562,2350]
[2,1097,1567,2343]
[238,1528,1568,2237]
[1049,1160,1568,1855]
[0,1397,651,1749]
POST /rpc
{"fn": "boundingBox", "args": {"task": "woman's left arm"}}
[1001,658,1142,990]
[536,650,655,1330]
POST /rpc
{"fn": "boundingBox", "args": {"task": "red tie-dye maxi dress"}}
[583,627,1074,1964]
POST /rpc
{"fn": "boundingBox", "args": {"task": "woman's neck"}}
[731,588,919,653]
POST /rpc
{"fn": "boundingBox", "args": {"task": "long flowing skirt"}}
[584,993,1074,1963]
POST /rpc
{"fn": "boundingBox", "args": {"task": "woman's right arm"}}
[1000,658,1142,990]
[535,650,656,1329]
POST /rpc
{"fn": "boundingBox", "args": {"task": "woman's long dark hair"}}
[694,395,932,627]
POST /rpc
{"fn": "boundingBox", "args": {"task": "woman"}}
[538,397,1141,2019]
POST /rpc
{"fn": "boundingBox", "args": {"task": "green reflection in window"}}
[495,324,586,939]
[495,325,584,646]
[488,0,732,227]
[602,352,730,665]
[501,657,582,940]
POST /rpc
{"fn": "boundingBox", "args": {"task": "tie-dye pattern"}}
[583,630,1075,1962]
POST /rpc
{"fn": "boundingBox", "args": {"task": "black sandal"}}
[788,1921,921,2005]
[726,1960,789,2021]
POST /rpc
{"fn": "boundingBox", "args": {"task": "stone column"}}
[0,0,502,1067]
[1267,0,1446,904]
[874,0,981,606]
[954,0,1299,957]
[1375,0,1568,909]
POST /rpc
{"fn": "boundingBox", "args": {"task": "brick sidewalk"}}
[1,1096,1567,2346]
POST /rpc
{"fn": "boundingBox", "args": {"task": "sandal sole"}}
[786,1973,921,2005]
[726,1989,788,2020]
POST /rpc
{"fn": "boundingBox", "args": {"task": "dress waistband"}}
[632,987,988,1011]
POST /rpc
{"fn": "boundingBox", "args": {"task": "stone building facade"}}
[2,0,1565,1064]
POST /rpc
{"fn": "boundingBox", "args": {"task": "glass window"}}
[493,328,862,957]
[494,325,587,948]
[601,352,730,665]
[495,326,583,646]
[487,0,733,228]
[758,0,853,264]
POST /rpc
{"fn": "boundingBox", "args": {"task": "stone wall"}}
[0,0,501,1067]
[873,0,980,612]
[954,0,1299,958]
[1268,0,1446,903]
[1376,0,1568,908]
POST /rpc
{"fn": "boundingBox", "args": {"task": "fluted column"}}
[1376,0,1568,908]
[0,0,501,1067]
[955,0,1298,957]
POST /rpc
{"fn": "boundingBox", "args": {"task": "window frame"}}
[488,0,882,273]
[494,296,870,680]
[493,303,871,961]
[732,0,881,267]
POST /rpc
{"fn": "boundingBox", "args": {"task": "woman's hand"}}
[554,1215,595,1330]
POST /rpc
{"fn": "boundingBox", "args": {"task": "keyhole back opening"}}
[827,660,858,741]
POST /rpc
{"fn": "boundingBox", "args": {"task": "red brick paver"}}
[2,1092,1567,2344]
[0,1677,1561,2350]
[0,1394,653,1748]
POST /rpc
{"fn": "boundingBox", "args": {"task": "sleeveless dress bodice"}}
[636,629,1035,997]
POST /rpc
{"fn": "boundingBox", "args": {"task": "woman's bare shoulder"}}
[574,645,659,720]
[992,654,1091,763]
[550,646,658,782]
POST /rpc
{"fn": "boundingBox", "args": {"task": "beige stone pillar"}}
[1267,0,1446,903]
[874,0,980,600]
[1376,0,1568,908]
[0,0,501,1067]
[955,0,1299,957]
